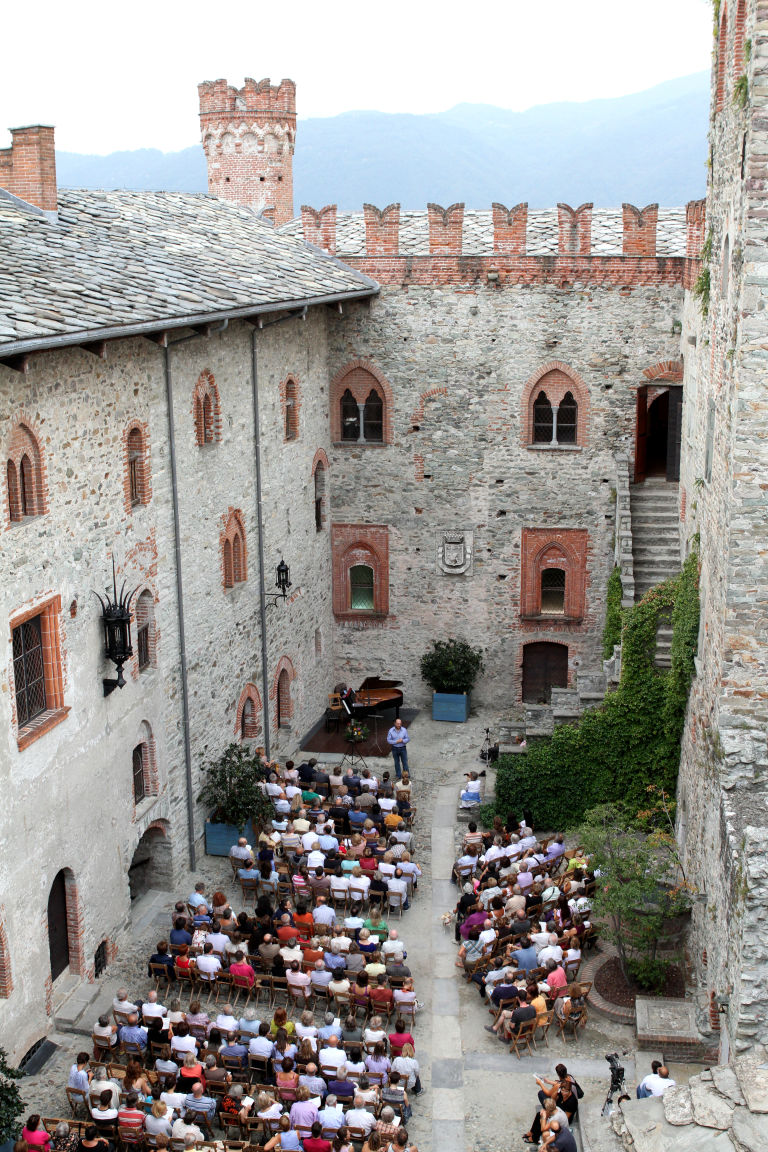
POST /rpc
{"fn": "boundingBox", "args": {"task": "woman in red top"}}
[293,902,314,940]
[174,943,192,969]
[302,1121,332,1152]
[22,1118,51,1149]
[388,1018,415,1059]
[178,1050,204,1088]
[359,848,377,873]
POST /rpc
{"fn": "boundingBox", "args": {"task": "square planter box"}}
[432,692,471,722]
[204,818,256,856]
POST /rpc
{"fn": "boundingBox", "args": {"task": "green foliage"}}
[198,742,274,832]
[493,552,699,830]
[693,267,711,317]
[420,638,485,695]
[476,803,497,829]
[0,1046,25,1143]
[625,956,670,992]
[700,228,713,265]
[602,565,625,660]
[712,0,722,29]
[734,74,749,109]
[746,38,752,62]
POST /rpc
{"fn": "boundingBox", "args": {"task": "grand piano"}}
[346,676,403,720]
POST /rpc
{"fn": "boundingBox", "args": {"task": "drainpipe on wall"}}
[162,321,228,870]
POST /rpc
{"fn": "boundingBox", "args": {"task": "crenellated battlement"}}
[198,77,296,117]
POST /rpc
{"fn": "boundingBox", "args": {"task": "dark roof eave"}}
[0,283,379,360]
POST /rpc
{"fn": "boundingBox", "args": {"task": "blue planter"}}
[432,692,471,722]
[204,818,256,856]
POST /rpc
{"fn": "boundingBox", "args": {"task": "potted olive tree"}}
[420,638,485,722]
[199,743,275,856]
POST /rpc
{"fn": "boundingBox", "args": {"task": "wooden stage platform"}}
[300,707,419,758]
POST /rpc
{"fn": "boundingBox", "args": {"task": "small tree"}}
[0,1046,25,1144]
[198,743,274,833]
[420,638,485,695]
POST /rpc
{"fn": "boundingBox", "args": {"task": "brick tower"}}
[198,77,296,225]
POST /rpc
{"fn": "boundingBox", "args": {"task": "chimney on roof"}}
[0,125,57,214]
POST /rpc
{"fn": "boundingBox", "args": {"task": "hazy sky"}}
[2,0,713,154]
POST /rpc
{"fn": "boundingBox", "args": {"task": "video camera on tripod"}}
[601,1052,627,1117]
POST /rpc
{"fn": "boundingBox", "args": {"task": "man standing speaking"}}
[387,717,410,779]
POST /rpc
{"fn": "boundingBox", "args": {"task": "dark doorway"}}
[635,386,682,482]
[522,642,568,704]
[128,825,172,901]
[47,870,70,982]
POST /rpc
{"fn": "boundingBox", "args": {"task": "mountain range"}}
[56,72,710,210]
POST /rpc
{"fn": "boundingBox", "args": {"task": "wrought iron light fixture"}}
[93,558,138,696]
[265,559,292,605]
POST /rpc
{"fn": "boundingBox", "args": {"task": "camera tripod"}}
[601,1053,627,1117]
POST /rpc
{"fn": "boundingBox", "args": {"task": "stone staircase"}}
[630,478,681,668]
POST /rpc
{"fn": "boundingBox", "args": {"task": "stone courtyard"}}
[19,707,708,1152]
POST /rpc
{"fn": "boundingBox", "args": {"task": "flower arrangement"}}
[345,721,369,743]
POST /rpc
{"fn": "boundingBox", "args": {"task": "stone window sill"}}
[333,441,388,449]
[17,707,71,751]
[334,611,389,623]
[520,614,583,624]
[526,444,583,452]
[133,794,161,821]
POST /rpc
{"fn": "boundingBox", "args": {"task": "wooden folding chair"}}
[66,1088,88,1117]
[239,878,261,907]
[509,1016,537,1059]
[174,965,198,1004]
[535,1009,554,1048]
[387,890,406,918]
[220,1114,244,1140]
[149,962,173,993]
[113,1009,133,1029]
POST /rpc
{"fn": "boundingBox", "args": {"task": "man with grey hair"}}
[318,1093,345,1129]
[345,1095,375,1134]
[376,1106,400,1141]
[299,1062,326,1098]
[90,1065,121,1109]
[183,1081,216,1124]
[229,836,251,862]
[113,988,138,1015]
[142,989,167,1019]
[203,1052,230,1087]
[537,933,564,967]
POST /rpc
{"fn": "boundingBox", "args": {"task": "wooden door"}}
[666,386,683,482]
[48,870,70,981]
[522,642,568,704]
[634,385,648,483]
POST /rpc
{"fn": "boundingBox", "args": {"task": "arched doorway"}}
[635,385,683,482]
[128,823,172,900]
[48,870,70,981]
[522,642,568,704]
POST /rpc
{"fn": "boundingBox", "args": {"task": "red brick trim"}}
[686,200,706,259]
[311,447,330,476]
[409,387,448,429]
[9,593,69,751]
[492,203,528,255]
[642,360,683,382]
[364,204,401,255]
[428,203,465,254]
[280,374,301,442]
[716,4,729,112]
[192,370,222,446]
[5,413,48,527]
[133,587,158,675]
[272,655,296,733]
[236,682,263,739]
[221,508,247,589]
[521,361,590,448]
[135,721,159,800]
[62,868,85,977]
[301,205,337,254]
[330,359,394,445]
[733,0,747,75]
[520,528,589,620]
[123,419,152,513]
[331,523,389,620]
[557,203,593,254]
[0,908,13,997]
[622,204,658,256]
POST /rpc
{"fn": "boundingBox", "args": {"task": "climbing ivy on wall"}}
[602,565,624,660]
[494,550,700,829]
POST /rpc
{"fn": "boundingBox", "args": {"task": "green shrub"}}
[0,1047,24,1144]
[198,743,274,832]
[602,565,624,660]
[420,638,485,695]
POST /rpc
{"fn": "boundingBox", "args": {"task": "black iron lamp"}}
[265,559,292,605]
[93,558,138,696]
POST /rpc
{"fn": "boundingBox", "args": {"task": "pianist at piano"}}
[335,676,404,721]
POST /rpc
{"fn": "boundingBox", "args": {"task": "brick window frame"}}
[520,528,589,622]
[522,361,589,450]
[330,360,394,446]
[272,655,296,733]
[5,416,47,527]
[0,910,12,998]
[123,420,152,512]
[134,588,157,674]
[716,3,729,112]
[132,720,159,810]
[193,370,222,446]
[9,594,69,751]
[280,375,301,442]
[331,524,390,620]
[221,508,247,589]
[236,682,263,739]
[733,0,746,76]
[312,449,330,531]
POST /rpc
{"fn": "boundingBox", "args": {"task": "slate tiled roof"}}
[282,207,687,257]
[0,190,377,352]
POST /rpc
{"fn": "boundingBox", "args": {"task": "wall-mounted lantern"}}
[93,558,138,696]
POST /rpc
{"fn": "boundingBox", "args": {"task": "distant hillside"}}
[57,72,709,209]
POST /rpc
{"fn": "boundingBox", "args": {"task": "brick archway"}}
[272,656,297,733]
[235,682,263,738]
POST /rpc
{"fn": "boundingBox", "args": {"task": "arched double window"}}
[222,510,247,589]
[331,362,393,445]
[524,364,588,449]
[193,371,221,446]
[6,421,46,524]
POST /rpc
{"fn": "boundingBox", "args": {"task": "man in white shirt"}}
[318,1095,345,1130]
[313,898,336,928]
[330,874,350,899]
[637,1063,676,1098]
[113,989,138,1016]
[318,1036,347,1071]
[307,847,326,873]
[345,1097,375,1134]
[215,1005,238,1033]
[280,938,303,966]
[142,990,167,1019]
[229,837,252,862]
[302,828,319,852]
[518,827,537,852]
[195,945,222,982]
[537,934,564,966]
[206,924,230,953]
[264,774,282,798]
[387,871,410,911]
[381,930,406,962]
[478,920,497,948]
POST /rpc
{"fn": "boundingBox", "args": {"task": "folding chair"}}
[149,962,173,993]
[248,1052,271,1083]
[212,971,235,1005]
[174,965,198,1004]
[118,1127,145,1150]
[387,891,406,919]
[535,1009,554,1048]
[239,878,261,907]
[113,1009,133,1029]
[66,1088,88,1117]
[270,975,289,1009]
[220,1114,244,1140]
[509,1016,537,1059]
